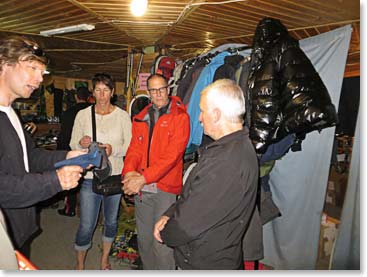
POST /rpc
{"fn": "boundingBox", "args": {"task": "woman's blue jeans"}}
[74,179,122,251]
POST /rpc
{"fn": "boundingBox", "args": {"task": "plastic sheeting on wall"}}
[330,110,360,270]
[261,25,353,269]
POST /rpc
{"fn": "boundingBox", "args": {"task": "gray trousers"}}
[134,189,177,270]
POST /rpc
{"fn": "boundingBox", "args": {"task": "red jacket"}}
[122,96,190,195]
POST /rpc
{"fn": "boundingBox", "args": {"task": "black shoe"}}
[57,208,75,217]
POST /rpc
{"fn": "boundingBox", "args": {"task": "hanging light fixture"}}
[40,24,95,36]
[130,0,148,17]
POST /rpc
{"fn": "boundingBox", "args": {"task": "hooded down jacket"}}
[245,17,337,154]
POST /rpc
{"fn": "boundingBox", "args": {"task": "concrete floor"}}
[31,202,133,270]
[29,201,329,271]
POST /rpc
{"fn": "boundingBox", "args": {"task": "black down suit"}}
[245,17,338,154]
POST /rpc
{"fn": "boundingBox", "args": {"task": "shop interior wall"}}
[41,75,126,116]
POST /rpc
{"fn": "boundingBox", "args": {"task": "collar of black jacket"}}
[198,127,250,154]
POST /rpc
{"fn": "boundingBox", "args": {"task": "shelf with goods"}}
[33,123,60,150]
[13,98,40,120]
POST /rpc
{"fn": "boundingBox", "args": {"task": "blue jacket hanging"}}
[186,51,230,149]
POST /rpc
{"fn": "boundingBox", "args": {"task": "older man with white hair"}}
[153,79,259,270]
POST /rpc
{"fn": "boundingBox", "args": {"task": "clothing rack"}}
[226,45,252,54]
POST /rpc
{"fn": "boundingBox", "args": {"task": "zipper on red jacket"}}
[134,99,172,200]
[133,118,149,202]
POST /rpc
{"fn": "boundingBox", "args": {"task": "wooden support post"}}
[126,47,133,112]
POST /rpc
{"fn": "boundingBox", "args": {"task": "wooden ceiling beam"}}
[66,0,142,44]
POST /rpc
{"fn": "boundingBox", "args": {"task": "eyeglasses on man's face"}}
[148,86,168,96]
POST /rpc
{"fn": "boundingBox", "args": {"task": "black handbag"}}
[92,174,123,196]
[90,105,123,196]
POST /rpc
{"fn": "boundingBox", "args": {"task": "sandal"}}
[102,263,112,270]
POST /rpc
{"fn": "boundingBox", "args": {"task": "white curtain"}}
[261,25,353,269]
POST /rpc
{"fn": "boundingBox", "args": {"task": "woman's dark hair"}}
[92,73,114,91]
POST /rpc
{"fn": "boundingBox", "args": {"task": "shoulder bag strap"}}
[91,105,97,142]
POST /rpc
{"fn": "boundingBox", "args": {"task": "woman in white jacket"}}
[70,73,132,270]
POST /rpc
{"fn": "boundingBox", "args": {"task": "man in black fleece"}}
[154,79,259,269]
[57,86,90,217]
[0,36,84,258]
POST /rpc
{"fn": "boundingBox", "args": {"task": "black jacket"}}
[161,128,259,269]
[213,54,244,82]
[245,17,337,154]
[57,102,90,150]
[0,112,67,248]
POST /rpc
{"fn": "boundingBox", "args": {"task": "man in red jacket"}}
[122,74,190,269]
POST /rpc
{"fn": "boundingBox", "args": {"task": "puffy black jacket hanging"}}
[246,17,337,154]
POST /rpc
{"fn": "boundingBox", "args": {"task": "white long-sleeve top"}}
[70,105,132,179]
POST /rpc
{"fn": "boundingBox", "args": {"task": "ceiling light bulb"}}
[130,0,148,17]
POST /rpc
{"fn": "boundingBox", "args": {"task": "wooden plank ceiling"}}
[0,0,360,82]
